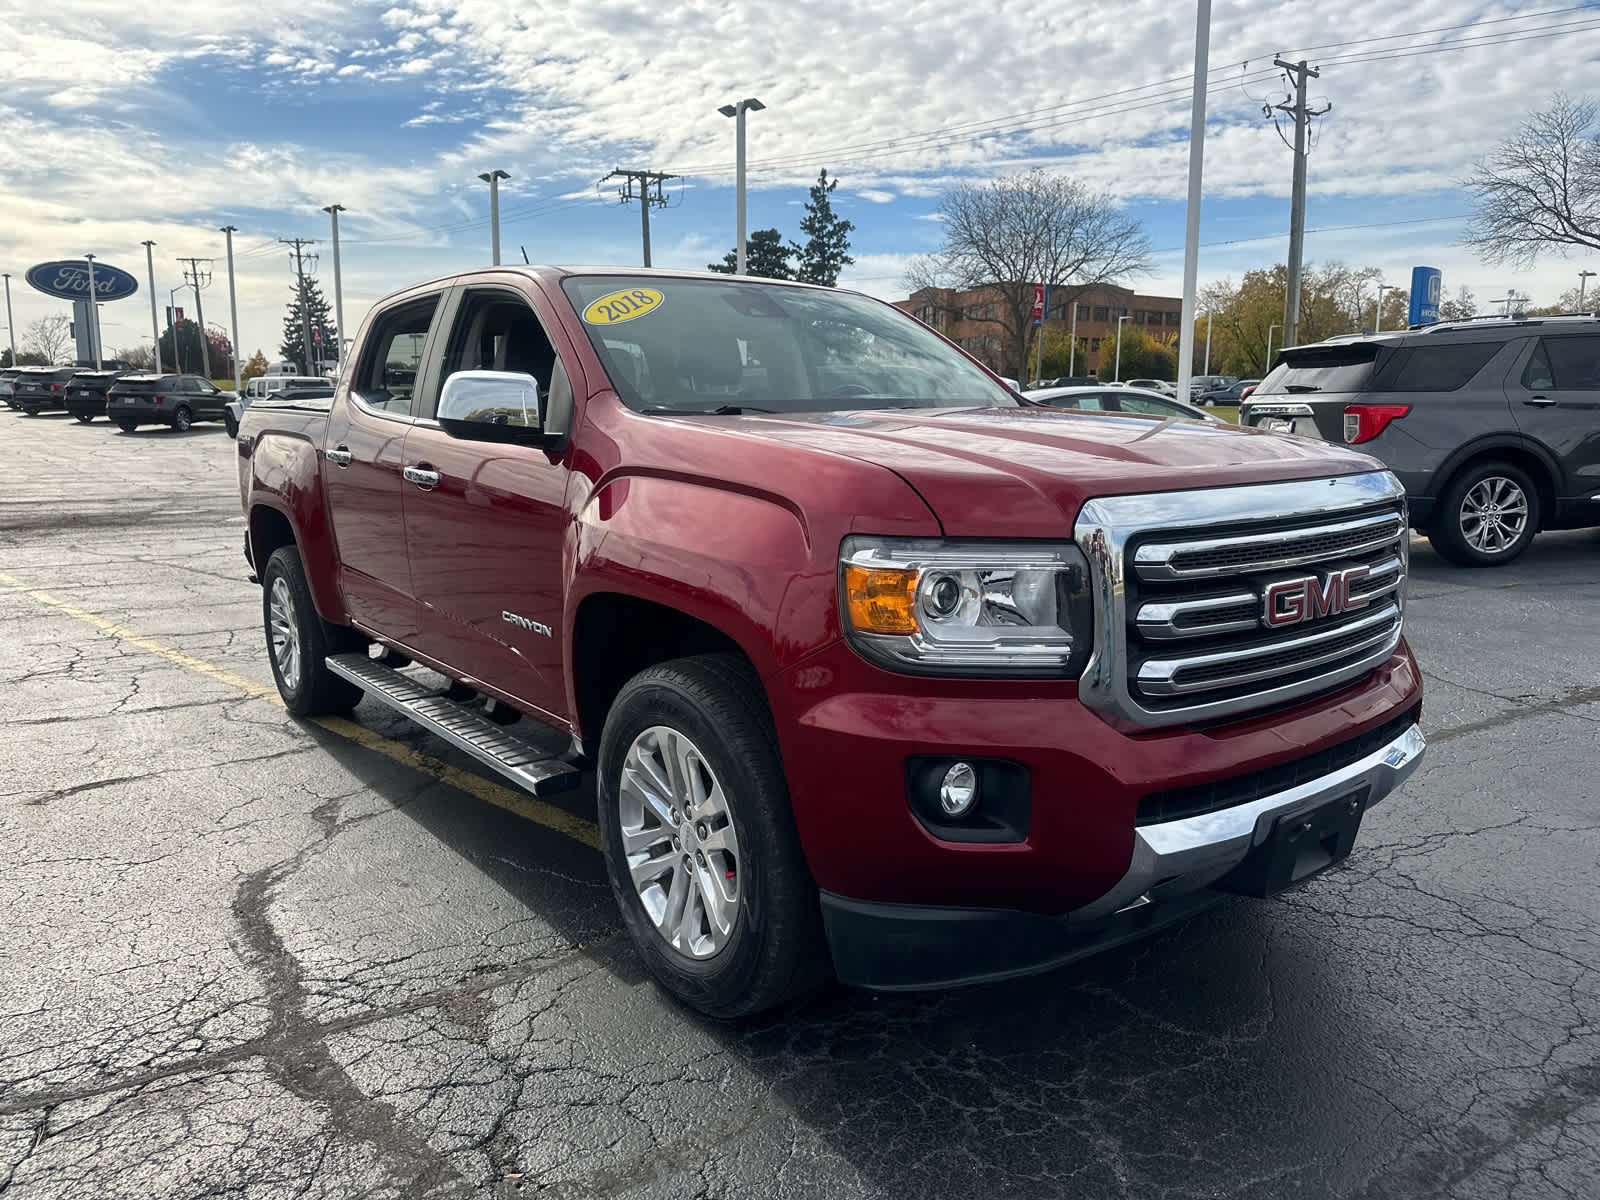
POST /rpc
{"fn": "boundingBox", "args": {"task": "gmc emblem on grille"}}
[1261,566,1371,628]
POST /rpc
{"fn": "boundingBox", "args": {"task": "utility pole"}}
[1579,269,1595,309]
[141,241,161,373]
[83,255,103,369]
[1272,58,1329,349]
[221,227,242,392]
[279,238,318,373]
[322,205,346,366]
[3,273,14,367]
[477,171,509,265]
[177,257,214,379]
[1175,0,1212,407]
[605,169,676,267]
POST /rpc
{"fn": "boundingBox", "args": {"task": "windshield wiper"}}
[641,404,778,415]
[1283,384,1323,393]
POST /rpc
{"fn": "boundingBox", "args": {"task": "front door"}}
[1509,333,1600,507]
[323,292,444,641]
[400,281,576,723]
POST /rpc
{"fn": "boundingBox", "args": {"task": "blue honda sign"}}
[1409,266,1441,325]
[24,259,140,303]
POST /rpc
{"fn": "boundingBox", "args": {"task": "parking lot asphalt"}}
[1,411,1597,1200]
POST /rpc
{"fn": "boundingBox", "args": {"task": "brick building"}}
[895,283,1183,378]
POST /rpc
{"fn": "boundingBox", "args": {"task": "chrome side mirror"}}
[437,370,547,444]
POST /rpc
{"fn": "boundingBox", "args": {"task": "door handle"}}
[1523,395,1556,407]
[327,446,353,466]
[403,465,441,488]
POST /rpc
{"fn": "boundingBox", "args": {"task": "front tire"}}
[115,421,136,433]
[75,413,94,424]
[172,405,192,432]
[262,546,362,716]
[1429,460,1540,567]
[597,654,826,1017]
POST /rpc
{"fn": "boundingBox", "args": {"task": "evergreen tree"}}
[790,170,855,287]
[707,228,795,279]
[279,277,336,370]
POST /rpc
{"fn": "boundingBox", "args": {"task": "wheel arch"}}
[248,500,348,625]
[1428,437,1558,530]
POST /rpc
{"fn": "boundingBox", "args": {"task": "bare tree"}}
[26,314,73,365]
[1464,94,1600,266]
[927,169,1152,381]
[115,344,156,370]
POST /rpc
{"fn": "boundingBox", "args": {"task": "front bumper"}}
[823,720,1426,990]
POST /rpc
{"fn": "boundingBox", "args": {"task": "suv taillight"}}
[51,383,62,391]
[1344,404,1410,444]
[153,393,165,404]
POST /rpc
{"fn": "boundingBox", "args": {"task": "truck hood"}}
[685,406,1387,537]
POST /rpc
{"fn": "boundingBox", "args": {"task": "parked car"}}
[1239,314,1600,565]
[1041,375,1101,388]
[1196,380,1254,406]
[1022,384,1226,424]
[106,373,231,432]
[224,375,332,437]
[14,366,86,415]
[1189,374,1238,402]
[1125,378,1178,397]
[64,369,135,422]
[0,367,26,409]
[238,265,1425,1017]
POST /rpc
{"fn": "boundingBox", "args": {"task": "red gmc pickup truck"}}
[237,266,1426,1016]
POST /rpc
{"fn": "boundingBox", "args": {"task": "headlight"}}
[839,537,1093,677]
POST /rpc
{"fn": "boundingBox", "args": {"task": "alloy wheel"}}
[618,725,743,959]
[1459,475,1529,555]
[268,576,301,687]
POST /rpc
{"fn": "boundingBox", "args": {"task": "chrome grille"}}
[1074,472,1408,727]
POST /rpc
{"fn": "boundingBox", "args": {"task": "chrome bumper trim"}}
[1071,722,1426,921]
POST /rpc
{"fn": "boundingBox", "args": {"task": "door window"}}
[436,289,572,433]
[1527,336,1600,390]
[1115,392,1183,418]
[354,297,439,416]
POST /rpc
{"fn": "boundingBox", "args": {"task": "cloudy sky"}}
[3,0,1599,365]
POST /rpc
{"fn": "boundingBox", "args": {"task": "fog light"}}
[939,762,979,817]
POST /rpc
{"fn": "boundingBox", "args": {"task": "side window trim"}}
[428,281,576,436]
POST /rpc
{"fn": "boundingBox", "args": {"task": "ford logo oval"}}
[24,259,140,303]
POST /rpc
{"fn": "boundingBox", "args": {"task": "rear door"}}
[400,278,580,723]
[1509,333,1600,505]
[322,291,447,640]
[192,378,226,416]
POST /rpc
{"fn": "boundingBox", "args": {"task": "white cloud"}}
[856,189,896,204]
[396,57,433,75]
[337,64,365,76]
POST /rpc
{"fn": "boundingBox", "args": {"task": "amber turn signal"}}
[843,565,919,635]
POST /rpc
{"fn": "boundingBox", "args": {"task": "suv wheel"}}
[75,413,94,424]
[262,546,363,716]
[1431,460,1541,566]
[172,405,193,433]
[597,654,826,1017]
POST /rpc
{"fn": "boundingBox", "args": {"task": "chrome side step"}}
[325,654,582,797]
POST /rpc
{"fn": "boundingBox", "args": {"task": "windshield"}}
[561,275,1016,414]
[1254,344,1383,395]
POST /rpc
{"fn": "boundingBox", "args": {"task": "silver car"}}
[1021,384,1226,424]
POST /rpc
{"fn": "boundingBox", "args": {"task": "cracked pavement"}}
[1,412,1597,1198]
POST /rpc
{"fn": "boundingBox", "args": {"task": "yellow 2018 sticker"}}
[582,287,664,325]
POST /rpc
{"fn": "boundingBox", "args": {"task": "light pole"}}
[142,241,161,373]
[221,226,242,392]
[1066,299,1079,376]
[168,286,188,374]
[1113,314,1131,382]
[321,206,346,369]
[2,273,14,367]
[718,98,766,275]
[1579,270,1596,309]
[1374,283,1395,333]
[1266,322,1282,369]
[83,254,102,369]
[478,170,509,265]
[1202,311,1213,375]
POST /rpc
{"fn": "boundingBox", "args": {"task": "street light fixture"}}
[1374,283,1395,333]
[1266,321,1282,368]
[322,205,347,367]
[718,98,765,275]
[477,170,510,266]
[1113,313,1131,382]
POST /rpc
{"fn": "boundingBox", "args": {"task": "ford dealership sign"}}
[24,259,140,303]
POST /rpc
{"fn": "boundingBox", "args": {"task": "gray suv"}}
[1240,316,1600,566]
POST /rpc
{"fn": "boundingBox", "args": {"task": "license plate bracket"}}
[1218,788,1369,897]
[1259,417,1293,433]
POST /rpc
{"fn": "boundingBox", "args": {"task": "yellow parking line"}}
[0,570,600,850]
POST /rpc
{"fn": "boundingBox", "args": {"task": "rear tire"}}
[597,654,826,1018]
[116,421,136,433]
[75,413,94,424]
[262,546,362,716]
[172,405,192,433]
[1429,460,1541,567]
[224,412,239,438]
